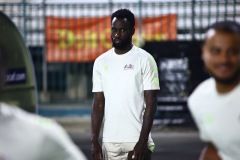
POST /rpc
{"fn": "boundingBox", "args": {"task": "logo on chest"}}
[124,64,134,70]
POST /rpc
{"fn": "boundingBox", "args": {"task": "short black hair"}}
[206,20,240,35]
[111,9,135,29]
[204,20,240,43]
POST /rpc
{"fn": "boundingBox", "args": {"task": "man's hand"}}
[199,143,221,160]
[91,142,103,160]
[132,140,150,160]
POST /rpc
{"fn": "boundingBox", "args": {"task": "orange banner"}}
[45,14,176,62]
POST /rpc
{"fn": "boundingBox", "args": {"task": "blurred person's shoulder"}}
[0,103,69,145]
[0,102,37,121]
[0,103,87,159]
[188,78,215,108]
[192,78,215,94]
[0,102,59,132]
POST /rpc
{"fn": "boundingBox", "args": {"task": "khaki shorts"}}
[102,142,154,160]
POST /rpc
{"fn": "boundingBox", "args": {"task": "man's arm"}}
[91,92,105,160]
[199,143,221,160]
[133,90,158,160]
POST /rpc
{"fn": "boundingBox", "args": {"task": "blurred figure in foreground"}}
[0,48,87,160]
[188,21,240,160]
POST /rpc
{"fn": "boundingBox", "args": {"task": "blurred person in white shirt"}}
[0,47,87,160]
[188,20,240,160]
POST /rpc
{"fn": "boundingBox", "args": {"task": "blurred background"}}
[0,0,239,159]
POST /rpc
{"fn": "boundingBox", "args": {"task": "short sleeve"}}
[142,55,160,90]
[92,58,103,92]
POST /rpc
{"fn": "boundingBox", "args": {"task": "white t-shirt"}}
[0,103,87,160]
[188,78,240,160]
[92,46,160,143]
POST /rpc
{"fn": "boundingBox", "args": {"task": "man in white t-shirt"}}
[0,48,87,160]
[91,9,160,160]
[188,21,240,160]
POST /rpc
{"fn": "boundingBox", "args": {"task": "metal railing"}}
[0,0,239,104]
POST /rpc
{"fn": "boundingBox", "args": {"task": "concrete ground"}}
[54,116,205,160]
[40,103,204,160]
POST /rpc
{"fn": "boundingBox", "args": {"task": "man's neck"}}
[114,44,133,55]
[215,76,240,93]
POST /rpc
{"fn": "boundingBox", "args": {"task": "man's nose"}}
[219,51,230,63]
[114,31,120,37]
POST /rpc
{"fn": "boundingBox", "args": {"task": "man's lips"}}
[215,64,233,73]
[113,39,122,43]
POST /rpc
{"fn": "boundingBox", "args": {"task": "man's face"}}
[202,29,240,84]
[111,17,134,50]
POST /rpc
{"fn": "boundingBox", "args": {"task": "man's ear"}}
[131,28,135,36]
